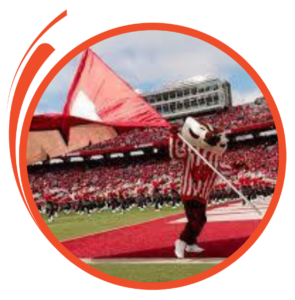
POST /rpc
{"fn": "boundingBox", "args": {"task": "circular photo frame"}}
[7,9,287,291]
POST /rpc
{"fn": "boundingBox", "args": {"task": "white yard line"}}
[171,199,270,223]
[83,258,224,264]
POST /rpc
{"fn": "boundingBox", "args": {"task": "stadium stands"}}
[197,101,273,130]
[28,98,278,219]
[29,136,278,207]
[80,127,169,152]
[75,100,273,154]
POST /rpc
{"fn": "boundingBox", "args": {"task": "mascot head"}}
[181,117,228,155]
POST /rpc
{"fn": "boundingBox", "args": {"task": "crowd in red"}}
[79,99,273,153]
[197,100,273,130]
[29,98,278,214]
[30,157,178,202]
[224,139,278,179]
[29,136,278,207]
[81,127,169,152]
[211,137,278,202]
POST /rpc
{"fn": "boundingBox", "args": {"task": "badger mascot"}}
[170,117,231,258]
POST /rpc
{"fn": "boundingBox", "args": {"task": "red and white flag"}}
[63,48,170,129]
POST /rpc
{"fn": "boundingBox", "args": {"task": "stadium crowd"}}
[28,97,278,221]
[78,100,273,153]
[29,135,278,221]
[80,127,169,152]
[197,100,273,130]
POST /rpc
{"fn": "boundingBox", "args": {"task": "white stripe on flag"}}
[70,90,102,121]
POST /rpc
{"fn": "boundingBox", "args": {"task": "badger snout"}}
[205,132,221,146]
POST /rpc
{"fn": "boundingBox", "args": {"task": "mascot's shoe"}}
[174,239,187,259]
[185,244,204,253]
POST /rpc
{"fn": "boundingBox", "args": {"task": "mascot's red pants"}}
[180,200,207,245]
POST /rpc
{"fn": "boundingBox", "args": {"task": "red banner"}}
[63,48,170,128]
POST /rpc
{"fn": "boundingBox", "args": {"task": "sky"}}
[36,30,262,114]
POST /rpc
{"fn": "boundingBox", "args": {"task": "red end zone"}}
[62,198,269,259]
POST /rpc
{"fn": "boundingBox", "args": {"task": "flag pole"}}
[177,133,262,216]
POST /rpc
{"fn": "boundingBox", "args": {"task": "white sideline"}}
[83,258,224,264]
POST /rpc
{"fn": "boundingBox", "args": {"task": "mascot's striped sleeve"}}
[169,133,233,203]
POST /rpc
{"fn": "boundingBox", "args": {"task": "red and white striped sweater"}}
[169,134,232,203]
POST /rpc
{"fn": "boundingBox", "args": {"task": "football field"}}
[44,199,268,282]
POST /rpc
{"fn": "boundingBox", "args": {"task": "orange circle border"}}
[17,23,286,290]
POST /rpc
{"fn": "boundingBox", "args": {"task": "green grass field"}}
[90,263,216,282]
[44,206,183,241]
[44,206,217,282]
